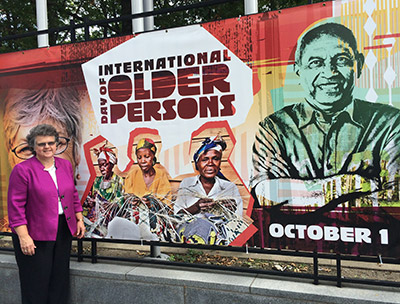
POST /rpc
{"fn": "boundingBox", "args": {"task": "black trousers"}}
[12,215,73,304]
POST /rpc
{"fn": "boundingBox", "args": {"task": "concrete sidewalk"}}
[0,252,399,304]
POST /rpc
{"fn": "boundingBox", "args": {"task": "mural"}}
[1,0,399,257]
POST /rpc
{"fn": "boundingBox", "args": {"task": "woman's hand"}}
[19,234,36,256]
[14,225,36,256]
[178,198,215,215]
[76,221,85,239]
[198,198,216,212]
[141,197,151,207]
[126,196,141,207]
[218,199,237,212]
[75,213,85,239]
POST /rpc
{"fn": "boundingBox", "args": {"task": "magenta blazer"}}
[7,156,83,241]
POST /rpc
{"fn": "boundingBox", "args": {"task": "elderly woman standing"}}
[7,124,85,304]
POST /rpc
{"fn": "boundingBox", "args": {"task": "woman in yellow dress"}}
[124,138,171,207]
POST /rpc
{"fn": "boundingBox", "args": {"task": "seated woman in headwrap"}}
[124,138,171,207]
[83,146,124,237]
[173,136,245,245]
[110,138,173,241]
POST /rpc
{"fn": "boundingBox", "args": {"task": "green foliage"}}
[168,249,203,263]
[0,1,36,53]
[154,0,244,29]
[0,0,130,52]
[0,0,329,53]
[153,0,328,30]
[376,201,400,207]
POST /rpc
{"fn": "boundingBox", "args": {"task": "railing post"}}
[69,19,76,43]
[103,24,108,38]
[313,251,319,285]
[336,253,342,287]
[83,16,90,41]
[91,239,97,263]
[77,239,83,262]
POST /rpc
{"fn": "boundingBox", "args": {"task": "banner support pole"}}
[35,0,49,47]
[150,244,161,258]
[244,0,258,15]
[143,0,154,32]
[132,0,144,34]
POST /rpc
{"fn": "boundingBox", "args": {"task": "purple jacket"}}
[7,156,83,241]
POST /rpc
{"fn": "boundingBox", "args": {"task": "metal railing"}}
[0,0,244,47]
[0,0,322,48]
[1,231,399,288]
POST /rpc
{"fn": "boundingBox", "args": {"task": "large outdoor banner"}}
[1,0,400,257]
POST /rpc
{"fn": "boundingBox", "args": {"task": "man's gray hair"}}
[3,87,82,166]
[295,22,359,65]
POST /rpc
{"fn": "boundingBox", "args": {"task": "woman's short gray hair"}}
[26,124,59,148]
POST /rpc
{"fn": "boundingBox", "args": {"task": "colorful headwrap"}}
[136,138,157,154]
[95,145,117,165]
[193,136,227,167]
[136,138,157,164]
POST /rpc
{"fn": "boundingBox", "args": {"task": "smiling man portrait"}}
[251,22,400,207]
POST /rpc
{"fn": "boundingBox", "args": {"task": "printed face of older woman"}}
[197,149,222,180]
[9,121,75,168]
[136,148,155,173]
[98,158,114,180]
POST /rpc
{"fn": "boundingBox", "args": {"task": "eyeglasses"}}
[11,137,71,160]
[37,141,57,148]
